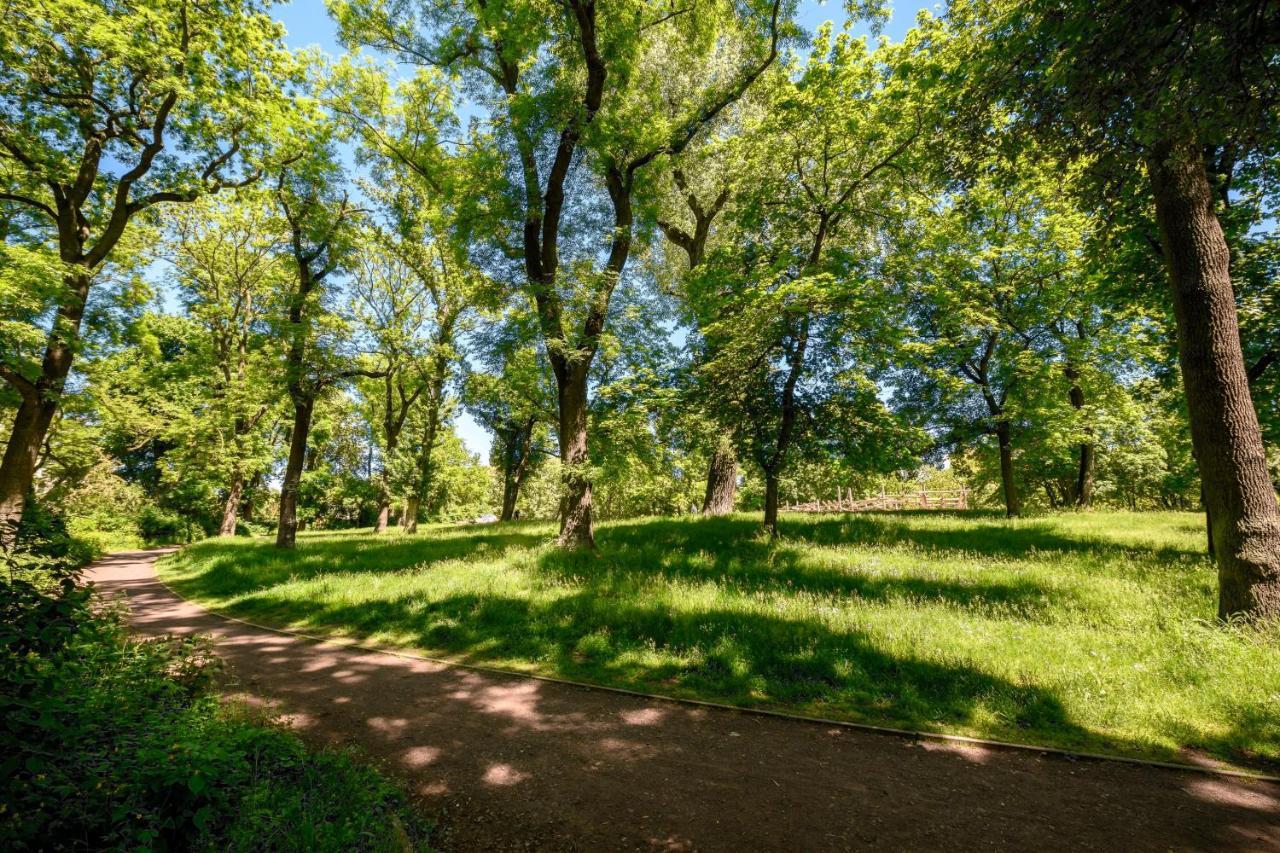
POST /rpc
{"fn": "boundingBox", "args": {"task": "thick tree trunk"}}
[276,398,314,549]
[0,272,90,548]
[1148,142,1280,620]
[557,364,594,548]
[375,501,391,534]
[995,420,1020,518]
[702,440,737,516]
[402,496,420,534]
[219,471,244,536]
[0,396,56,547]
[763,471,780,536]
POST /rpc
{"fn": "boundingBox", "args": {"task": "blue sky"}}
[261,0,941,460]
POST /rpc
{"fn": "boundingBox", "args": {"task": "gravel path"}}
[88,548,1280,852]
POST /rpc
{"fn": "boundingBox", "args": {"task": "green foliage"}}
[161,511,1280,769]
[0,525,429,851]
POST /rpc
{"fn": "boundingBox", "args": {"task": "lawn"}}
[157,510,1280,770]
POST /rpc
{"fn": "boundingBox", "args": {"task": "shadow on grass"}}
[227,583,1106,754]
[600,511,1199,563]
[167,526,547,600]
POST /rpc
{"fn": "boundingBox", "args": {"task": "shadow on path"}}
[89,549,1280,853]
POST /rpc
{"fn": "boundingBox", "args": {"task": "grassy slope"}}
[158,511,1280,769]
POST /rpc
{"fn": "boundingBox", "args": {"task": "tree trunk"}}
[219,471,244,537]
[375,501,391,534]
[763,470,780,536]
[0,396,56,547]
[1148,141,1280,620]
[995,420,1021,518]
[0,272,90,548]
[1064,373,1095,508]
[557,363,594,548]
[403,496,420,534]
[1075,441,1096,509]
[702,440,737,516]
[276,398,314,549]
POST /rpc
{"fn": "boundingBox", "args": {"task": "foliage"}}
[0,523,429,851]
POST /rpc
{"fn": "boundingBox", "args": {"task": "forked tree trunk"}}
[557,363,594,548]
[702,440,737,516]
[995,420,1021,518]
[500,420,535,522]
[762,471,780,536]
[0,272,90,548]
[1148,141,1280,620]
[276,398,314,549]
[219,471,245,537]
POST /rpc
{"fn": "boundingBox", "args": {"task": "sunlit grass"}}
[158,510,1280,770]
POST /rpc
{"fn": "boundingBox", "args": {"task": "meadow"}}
[158,510,1280,770]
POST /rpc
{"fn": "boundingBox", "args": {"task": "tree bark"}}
[995,420,1021,518]
[219,470,244,536]
[557,363,594,548]
[702,440,737,515]
[1148,140,1280,619]
[0,272,90,548]
[375,501,391,534]
[763,471,780,535]
[402,495,420,534]
[275,398,314,549]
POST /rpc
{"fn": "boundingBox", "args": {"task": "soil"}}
[88,549,1280,852]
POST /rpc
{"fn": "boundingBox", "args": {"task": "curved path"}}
[89,549,1280,852]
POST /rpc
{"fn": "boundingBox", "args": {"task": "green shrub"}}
[0,526,429,851]
[139,504,202,544]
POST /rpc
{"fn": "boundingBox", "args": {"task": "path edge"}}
[115,547,1280,785]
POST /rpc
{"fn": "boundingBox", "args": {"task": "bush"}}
[139,504,202,544]
[0,525,429,851]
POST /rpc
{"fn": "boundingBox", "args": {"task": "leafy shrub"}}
[139,504,202,544]
[0,525,429,851]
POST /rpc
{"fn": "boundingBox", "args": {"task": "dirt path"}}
[88,549,1280,852]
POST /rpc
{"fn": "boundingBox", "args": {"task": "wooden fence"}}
[785,487,969,514]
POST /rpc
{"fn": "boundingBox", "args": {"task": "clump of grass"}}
[159,511,1280,770]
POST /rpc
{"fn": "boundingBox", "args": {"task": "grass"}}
[158,510,1280,771]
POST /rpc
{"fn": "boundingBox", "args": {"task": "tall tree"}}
[166,193,285,535]
[695,29,927,533]
[273,152,365,548]
[0,0,293,545]
[950,0,1280,618]
[333,0,787,547]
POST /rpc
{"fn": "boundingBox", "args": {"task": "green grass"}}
[158,510,1280,771]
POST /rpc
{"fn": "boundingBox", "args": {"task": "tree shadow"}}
[616,511,1199,562]
[166,527,548,601]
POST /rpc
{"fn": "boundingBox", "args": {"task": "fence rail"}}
[786,487,969,514]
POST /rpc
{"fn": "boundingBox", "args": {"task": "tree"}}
[694,28,928,533]
[0,0,294,546]
[350,227,435,533]
[949,0,1280,617]
[273,150,365,549]
[654,129,741,515]
[333,0,787,547]
[465,313,555,522]
[165,193,286,535]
